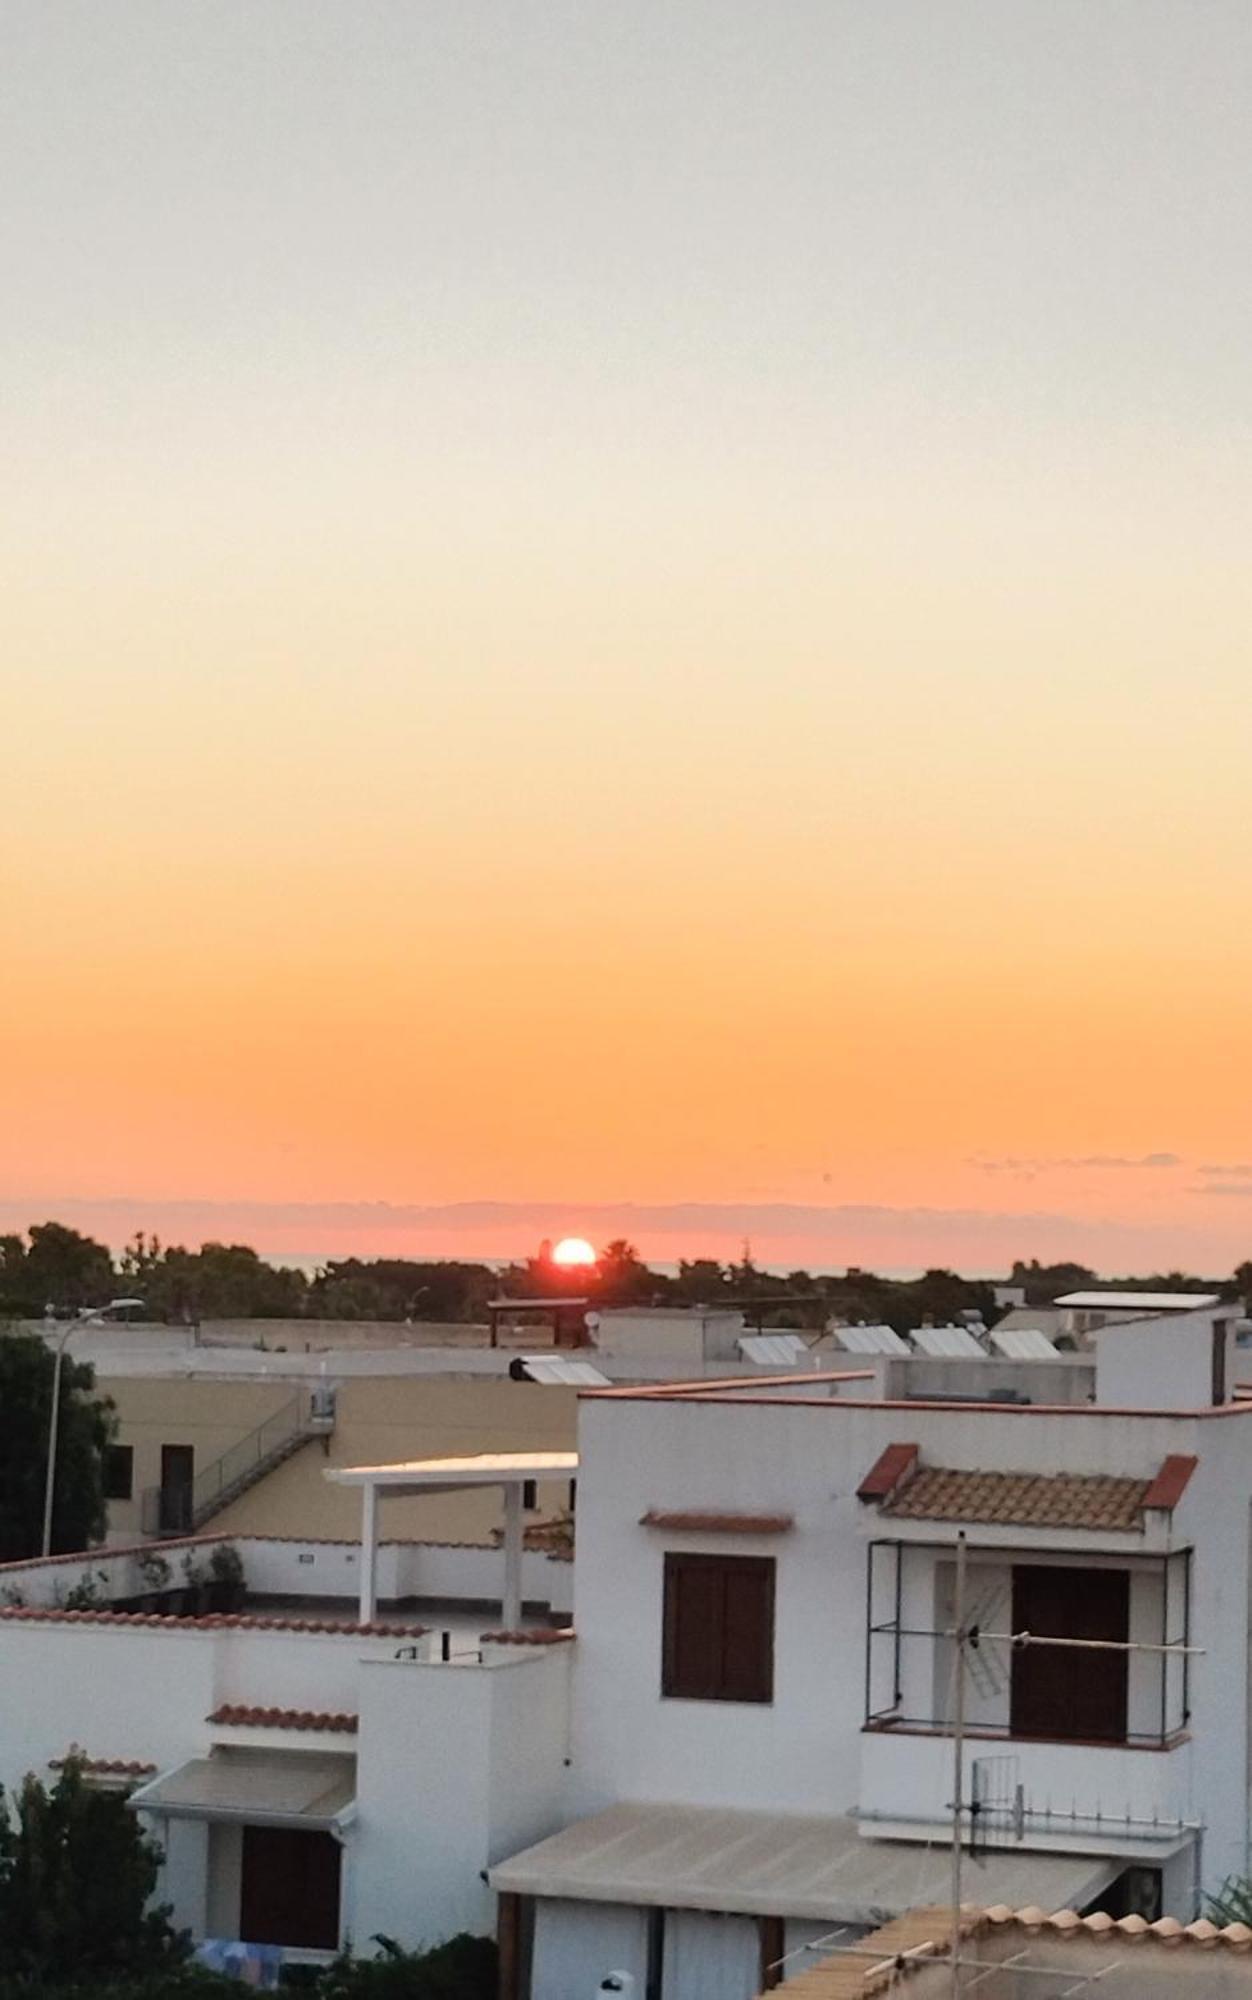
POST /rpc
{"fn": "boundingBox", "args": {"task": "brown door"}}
[160,1444,194,1532]
[239,1825,342,1950]
[1010,1566,1129,1743]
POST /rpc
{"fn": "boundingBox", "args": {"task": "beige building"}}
[101,1373,579,1545]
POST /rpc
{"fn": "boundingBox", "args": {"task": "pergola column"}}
[358,1480,379,1625]
[502,1482,523,1630]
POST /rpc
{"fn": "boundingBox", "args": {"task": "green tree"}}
[0,1332,114,1560]
[0,1224,115,1315]
[595,1240,659,1306]
[121,1242,308,1322]
[0,1760,188,1983]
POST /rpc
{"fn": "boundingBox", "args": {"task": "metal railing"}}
[140,1387,335,1535]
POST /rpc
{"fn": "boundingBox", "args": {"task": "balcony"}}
[859,1538,1195,1852]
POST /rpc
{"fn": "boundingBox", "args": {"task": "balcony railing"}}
[863,1539,1192,1751]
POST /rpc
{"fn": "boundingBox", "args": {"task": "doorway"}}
[1010,1565,1129,1742]
[239,1825,341,1950]
[159,1444,194,1533]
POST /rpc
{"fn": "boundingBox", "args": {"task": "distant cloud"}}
[970,1152,1181,1175]
[0,1188,1233,1278]
[1198,1163,1252,1179]
[1192,1182,1252,1199]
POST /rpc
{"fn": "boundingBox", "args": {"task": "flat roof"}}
[1055,1292,1220,1310]
[489,1801,1120,1925]
[327,1449,579,1489]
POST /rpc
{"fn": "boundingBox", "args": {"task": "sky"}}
[4,2,1252,1275]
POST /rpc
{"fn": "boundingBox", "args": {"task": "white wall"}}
[1095,1308,1238,1410]
[350,1648,571,1951]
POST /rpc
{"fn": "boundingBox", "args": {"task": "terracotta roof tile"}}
[479,1627,576,1646]
[208,1705,358,1733]
[759,1904,1252,1997]
[857,1442,920,1502]
[1143,1453,1198,1510]
[639,1510,794,1534]
[49,1752,157,1777]
[0,1606,427,1637]
[879,1466,1151,1532]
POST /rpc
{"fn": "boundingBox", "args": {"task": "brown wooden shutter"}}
[721,1557,775,1702]
[663,1552,775,1702]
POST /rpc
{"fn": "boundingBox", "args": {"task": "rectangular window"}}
[1009,1565,1129,1743]
[103,1445,133,1502]
[662,1552,775,1703]
[522,1479,538,1511]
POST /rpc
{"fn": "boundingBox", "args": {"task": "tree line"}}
[1,1220,1244,1333]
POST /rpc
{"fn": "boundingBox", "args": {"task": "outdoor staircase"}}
[141,1388,336,1537]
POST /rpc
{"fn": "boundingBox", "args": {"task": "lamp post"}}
[41,1296,138,1560]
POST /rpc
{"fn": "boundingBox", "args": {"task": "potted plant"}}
[206,1542,245,1614]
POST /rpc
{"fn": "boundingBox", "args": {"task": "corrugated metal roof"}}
[489,1801,1119,1925]
[988,1326,1062,1361]
[831,1325,911,1357]
[128,1749,354,1827]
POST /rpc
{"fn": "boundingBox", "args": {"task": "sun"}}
[551,1236,598,1269]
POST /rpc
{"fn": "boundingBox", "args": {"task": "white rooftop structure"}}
[328,1450,579,1627]
[1056,1292,1221,1312]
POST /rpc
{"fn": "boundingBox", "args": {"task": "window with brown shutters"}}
[662,1552,775,1703]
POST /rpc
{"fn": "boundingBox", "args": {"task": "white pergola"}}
[327,1450,578,1628]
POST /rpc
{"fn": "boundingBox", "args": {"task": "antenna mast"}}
[950,1530,967,1998]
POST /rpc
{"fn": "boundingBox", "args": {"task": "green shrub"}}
[319,1934,497,1998]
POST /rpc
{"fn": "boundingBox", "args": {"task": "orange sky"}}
[5,5,1252,1275]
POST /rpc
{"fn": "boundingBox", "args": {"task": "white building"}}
[490,1300,1252,1996]
[0,1467,576,1971]
[3,1300,1251,1995]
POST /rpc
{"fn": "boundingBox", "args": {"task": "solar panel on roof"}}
[988,1325,1061,1361]
[830,1324,911,1357]
[737,1333,807,1366]
[519,1355,611,1387]
[910,1324,986,1359]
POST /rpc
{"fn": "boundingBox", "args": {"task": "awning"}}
[128,1749,355,1831]
[489,1802,1129,1926]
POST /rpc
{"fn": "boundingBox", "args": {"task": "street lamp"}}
[40,1300,139,1557]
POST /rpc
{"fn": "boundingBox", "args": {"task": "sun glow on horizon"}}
[551,1236,598,1269]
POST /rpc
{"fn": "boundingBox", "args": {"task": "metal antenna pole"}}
[951,1530,967,1998]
